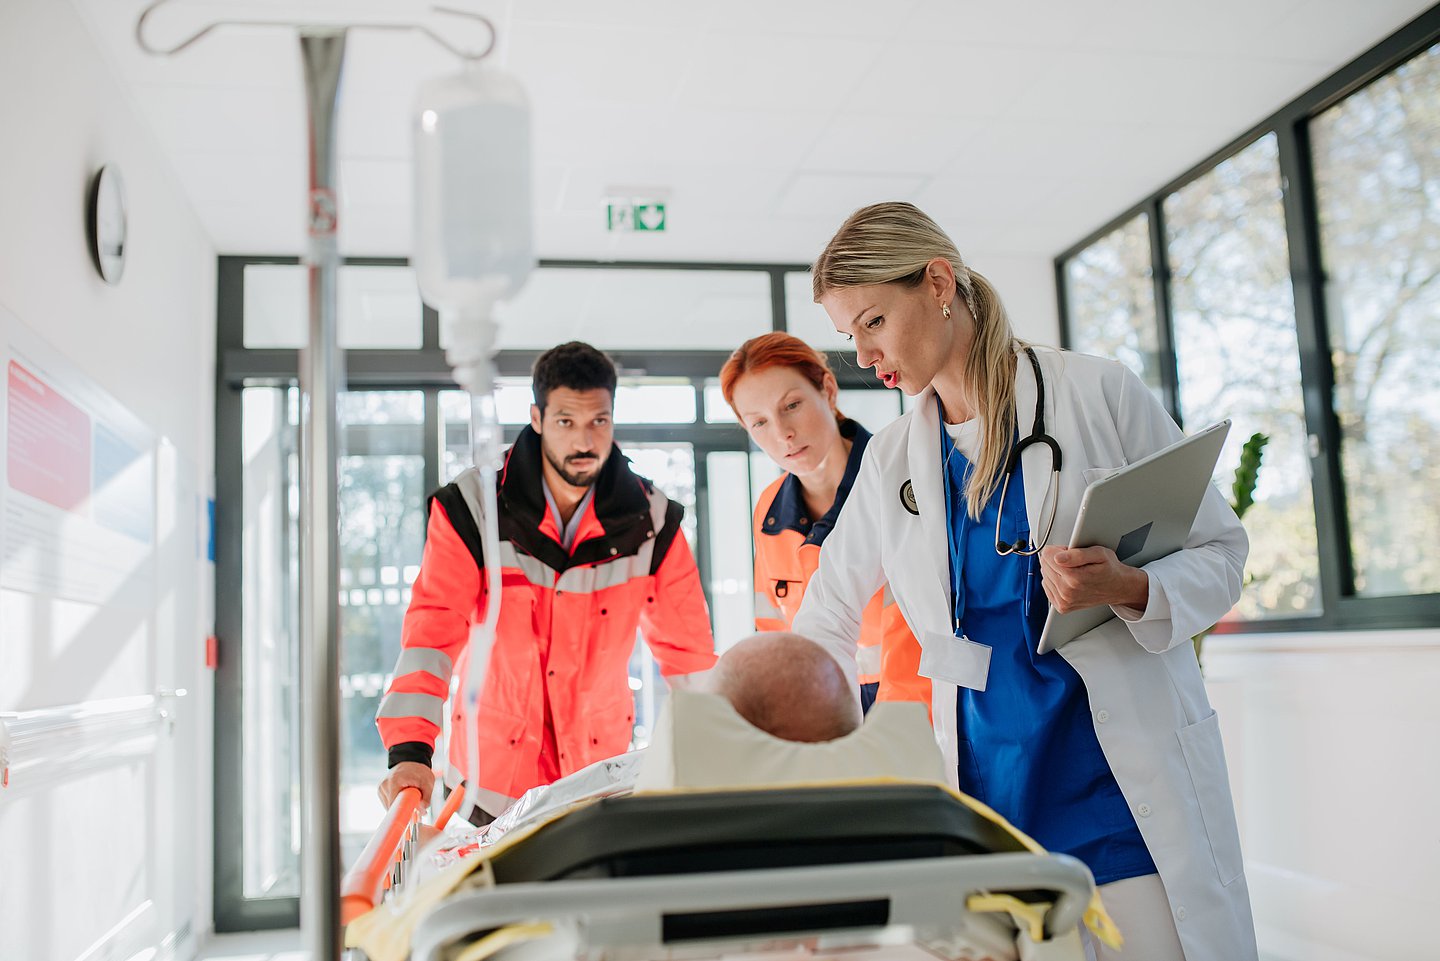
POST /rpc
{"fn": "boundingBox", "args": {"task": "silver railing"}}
[0,690,185,800]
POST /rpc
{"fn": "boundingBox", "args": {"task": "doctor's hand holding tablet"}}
[1037,419,1232,653]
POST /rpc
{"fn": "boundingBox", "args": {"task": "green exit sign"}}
[606,201,667,232]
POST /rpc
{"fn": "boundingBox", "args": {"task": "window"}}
[243,264,423,348]
[1058,20,1440,631]
[1164,135,1321,620]
[1063,213,1165,398]
[1312,42,1440,599]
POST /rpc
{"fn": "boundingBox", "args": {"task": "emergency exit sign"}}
[606,201,666,232]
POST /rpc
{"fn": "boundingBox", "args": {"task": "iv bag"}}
[412,65,533,317]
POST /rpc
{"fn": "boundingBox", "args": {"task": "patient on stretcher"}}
[418,631,935,859]
[701,630,861,741]
[346,632,1122,961]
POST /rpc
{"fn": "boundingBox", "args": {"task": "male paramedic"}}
[375,341,718,823]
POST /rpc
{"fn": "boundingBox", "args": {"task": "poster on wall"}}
[0,302,156,607]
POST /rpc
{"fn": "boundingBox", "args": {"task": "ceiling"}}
[74,0,1435,264]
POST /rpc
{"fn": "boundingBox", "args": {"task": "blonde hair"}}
[812,202,1022,519]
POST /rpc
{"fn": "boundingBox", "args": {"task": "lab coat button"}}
[1096,709,1110,723]
[1137,803,1152,818]
[1176,906,1187,921]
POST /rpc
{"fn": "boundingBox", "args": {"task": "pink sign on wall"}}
[7,359,91,511]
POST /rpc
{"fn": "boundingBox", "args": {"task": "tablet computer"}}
[1036,418,1232,654]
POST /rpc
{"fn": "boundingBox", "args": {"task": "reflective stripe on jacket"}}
[377,426,716,800]
[752,420,929,709]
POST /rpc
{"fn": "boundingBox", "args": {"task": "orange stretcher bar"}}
[340,787,423,925]
[433,781,466,829]
[338,782,471,925]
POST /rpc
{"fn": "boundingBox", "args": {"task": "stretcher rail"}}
[341,781,470,925]
[341,787,424,925]
[409,853,1096,961]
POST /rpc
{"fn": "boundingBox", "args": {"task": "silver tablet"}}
[1036,419,1232,654]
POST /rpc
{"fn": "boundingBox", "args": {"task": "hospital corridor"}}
[2,1,1439,960]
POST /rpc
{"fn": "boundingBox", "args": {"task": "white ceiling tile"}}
[840,41,1040,118]
[504,22,697,108]
[338,158,409,209]
[910,175,1068,240]
[512,0,715,32]
[337,90,413,160]
[134,83,303,154]
[168,150,304,215]
[674,35,882,111]
[707,0,923,39]
[534,166,571,214]
[800,112,965,175]
[1004,50,1332,127]
[537,107,831,170]
[1262,0,1438,66]
[914,1,1116,50]
[775,172,927,220]
[206,201,306,254]
[340,202,415,257]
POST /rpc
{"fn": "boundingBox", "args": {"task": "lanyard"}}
[940,420,970,638]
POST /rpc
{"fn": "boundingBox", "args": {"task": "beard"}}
[543,443,603,488]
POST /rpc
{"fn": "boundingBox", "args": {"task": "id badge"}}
[919,629,992,691]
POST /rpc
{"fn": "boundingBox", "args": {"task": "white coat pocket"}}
[1082,465,1126,486]
[1177,710,1245,885]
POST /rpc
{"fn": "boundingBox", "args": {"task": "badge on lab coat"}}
[919,630,991,691]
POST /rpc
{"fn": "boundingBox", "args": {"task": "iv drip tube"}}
[413,58,534,821]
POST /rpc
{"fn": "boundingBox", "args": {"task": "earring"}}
[941,303,951,319]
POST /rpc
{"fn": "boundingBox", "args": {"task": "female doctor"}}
[791,202,1257,961]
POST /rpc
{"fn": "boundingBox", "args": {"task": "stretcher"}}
[342,698,1120,961]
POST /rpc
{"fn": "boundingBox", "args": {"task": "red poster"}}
[7,360,91,511]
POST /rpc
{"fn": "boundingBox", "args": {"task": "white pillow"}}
[635,689,945,793]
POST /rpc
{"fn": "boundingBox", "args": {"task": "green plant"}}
[1193,431,1269,668]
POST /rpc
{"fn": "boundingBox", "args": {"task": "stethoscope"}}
[945,346,1062,558]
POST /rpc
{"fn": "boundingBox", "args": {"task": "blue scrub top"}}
[942,428,1155,886]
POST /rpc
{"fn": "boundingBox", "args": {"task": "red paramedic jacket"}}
[376,427,716,800]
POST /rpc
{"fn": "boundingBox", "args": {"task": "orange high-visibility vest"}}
[752,420,930,710]
[377,428,716,800]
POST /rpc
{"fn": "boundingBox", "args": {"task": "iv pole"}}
[297,32,346,961]
[136,6,498,959]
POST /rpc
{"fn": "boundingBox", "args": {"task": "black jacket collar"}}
[497,426,657,570]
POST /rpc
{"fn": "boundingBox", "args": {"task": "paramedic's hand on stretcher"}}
[378,761,435,808]
[1038,546,1149,614]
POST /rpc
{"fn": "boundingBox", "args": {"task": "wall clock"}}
[88,165,127,285]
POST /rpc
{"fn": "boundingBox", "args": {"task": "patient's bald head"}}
[705,632,861,743]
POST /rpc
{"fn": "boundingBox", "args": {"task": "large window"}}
[1312,43,1440,599]
[1058,23,1440,631]
[1164,135,1321,620]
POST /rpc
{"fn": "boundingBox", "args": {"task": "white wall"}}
[969,253,1061,345]
[0,1,216,959]
[1204,629,1440,961]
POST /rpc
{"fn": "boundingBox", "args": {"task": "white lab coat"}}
[793,346,1257,961]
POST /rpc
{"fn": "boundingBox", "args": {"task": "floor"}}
[194,929,305,961]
